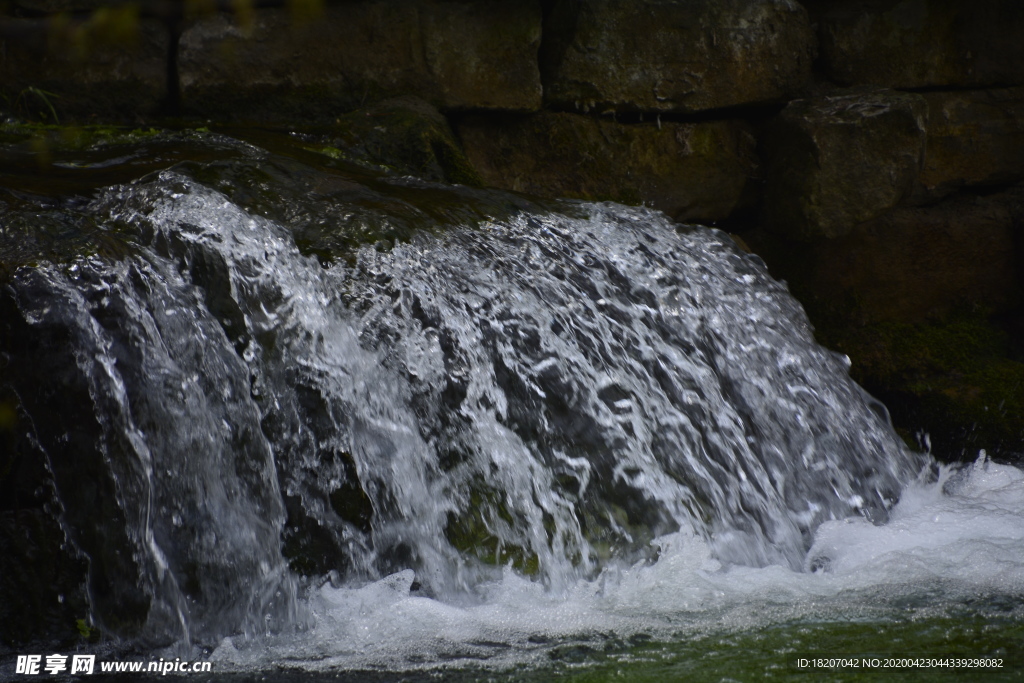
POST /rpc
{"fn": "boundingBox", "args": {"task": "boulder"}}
[0,13,167,121]
[761,90,927,241]
[317,96,481,185]
[769,187,1021,323]
[541,0,815,114]
[917,87,1024,199]
[747,184,1024,461]
[457,112,757,223]
[179,1,542,122]
[812,0,1024,89]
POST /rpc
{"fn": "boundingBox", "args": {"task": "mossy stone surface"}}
[812,0,1024,89]
[917,87,1024,200]
[753,186,1021,324]
[816,312,1024,463]
[748,181,1024,462]
[457,112,757,223]
[316,97,482,186]
[179,1,542,122]
[541,0,814,115]
[761,90,927,241]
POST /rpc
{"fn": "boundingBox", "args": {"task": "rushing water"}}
[0,128,1021,679]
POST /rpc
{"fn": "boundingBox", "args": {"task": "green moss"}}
[0,121,163,150]
[444,478,541,576]
[314,97,483,186]
[547,614,1024,682]
[811,307,1024,462]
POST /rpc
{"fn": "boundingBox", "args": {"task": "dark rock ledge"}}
[1,0,1022,463]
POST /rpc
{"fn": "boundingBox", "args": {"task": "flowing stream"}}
[1,128,1021,679]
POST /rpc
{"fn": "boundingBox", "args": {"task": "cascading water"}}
[1,130,1021,677]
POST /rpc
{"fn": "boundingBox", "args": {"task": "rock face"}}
[748,184,1024,460]
[541,0,815,114]
[319,97,481,185]
[917,87,1024,199]
[761,90,927,240]
[457,113,757,223]
[813,0,1024,89]
[0,14,167,120]
[764,188,1021,322]
[179,1,542,121]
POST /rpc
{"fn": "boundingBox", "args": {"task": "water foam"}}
[210,456,1024,672]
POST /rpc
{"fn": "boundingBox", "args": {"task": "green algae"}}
[314,97,483,186]
[444,476,541,576]
[0,121,164,150]
[812,307,1024,462]
[546,615,1024,683]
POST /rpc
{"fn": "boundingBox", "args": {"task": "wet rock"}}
[917,87,1024,200]
[812,0,1024,89]
[179,1,542,122]
[761,90,927,241]
[0,14,167,121]
[541,0,814,114]
[755,186,1022,323]
[457,112,757,223]
[316,96,481,185]
[748,184,1024,461]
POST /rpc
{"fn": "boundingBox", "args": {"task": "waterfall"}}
[1,167,924,652]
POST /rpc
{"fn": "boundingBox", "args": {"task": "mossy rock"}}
[457,111,757,223]
[179,2,542,121]
[444,477,541,576]
[541,0,814,114]
[0,120,164,150]
[812,0,1024,89]
[760,89,927,241]
[315,96,482,186]
[747,184,1024,464]
[917,87,1024,200]
[811,308,1024,463]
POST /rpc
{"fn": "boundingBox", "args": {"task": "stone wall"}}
[2,0,1023,460]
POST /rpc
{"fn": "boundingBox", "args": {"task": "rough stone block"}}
[321,96,481,185]
[761,90,927,241]
[457,112,757,224]
[541,0,814,114]
[918,87,1024,199]
[813,0,1024,89]
[775,186,1022,323]
[0,14,168,121]
[179,1,542,122]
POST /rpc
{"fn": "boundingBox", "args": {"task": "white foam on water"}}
[211,456,1024,672]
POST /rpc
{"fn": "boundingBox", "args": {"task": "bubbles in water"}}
[0,169,966,659]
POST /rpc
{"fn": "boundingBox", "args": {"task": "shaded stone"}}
[917,87,1024,200]
[179,1,542,122]
[818,308,1024,463]
[812,0,1024,89]
[316,96,481,185]
[0,13,168,121]
[541,0,814,115]
[761,90,927,241]
[0,508,91,647]
[457,112,757,223]
[750,185,1022,325]
[747,184,1024,461]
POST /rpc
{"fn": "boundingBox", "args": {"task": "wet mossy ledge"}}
[2,0,1024,462]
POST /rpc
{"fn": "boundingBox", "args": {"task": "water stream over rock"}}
[1,130,1019,677]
